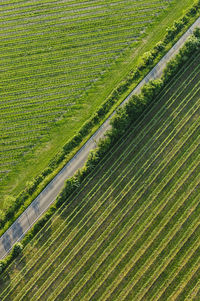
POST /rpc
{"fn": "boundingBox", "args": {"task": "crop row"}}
[0,0,163,19]
[0,37,137,70]
[0,1,161,26]
[0,99,75,113]
[35,71,200,298]
[149,229,200,301]
[9,96,198,298]
[1,56,113,82]
[0,14,151,44]
[0,0,163,185]
[16,91,200,300]
[0,61,117,88]
[105,176,200,301]
[0,21,143,47]
[0,44,135,81]
[0,119,53,134]
[1,0,163,11]
[0,43,123,67]
[175,264,200,301]
[35,114,200,301]
[0,51,198,289]
[77,162,200,301]
[0,101,73,118]
[1,53,198,298]
[0,25,140,56]
[1,48,117,73]
[0,4,163,32]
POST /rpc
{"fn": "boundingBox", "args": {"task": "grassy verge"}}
[0,0,199,238]
[0,42,199,300]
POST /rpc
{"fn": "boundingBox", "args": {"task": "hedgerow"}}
[0,2,199,267]
[1,24,199,275]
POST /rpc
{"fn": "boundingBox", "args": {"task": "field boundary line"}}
[0,16,199,260]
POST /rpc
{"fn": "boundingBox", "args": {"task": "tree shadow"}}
[11,221,23,241]
[2,233,11,253]
[32,199,40,217]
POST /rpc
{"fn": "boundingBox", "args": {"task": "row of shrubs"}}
[1,27,199,275]
[56,28,200,208]
[0,0,200,239]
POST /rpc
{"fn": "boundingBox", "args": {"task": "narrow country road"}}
[0,17,199,260]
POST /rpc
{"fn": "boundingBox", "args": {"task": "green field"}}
[0,47,199,300]
[0,0,196,208]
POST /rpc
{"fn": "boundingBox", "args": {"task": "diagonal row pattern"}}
[0,48,199,300]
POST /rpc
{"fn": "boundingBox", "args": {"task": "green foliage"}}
[1,48,199,298]
[3,195,15,209]
[53,31,200,224]
[1,25,200,277]
[140,51,155,67]
[110,108,129,137]
[0,1,199,251]
[0,260,5,273]
[163,35,200,83]
[0,242,23,274]
[141,79,163,103]
[154,41,165,54]
[12,243,23,257]
[194,27,200,38]
[163,3,199,45]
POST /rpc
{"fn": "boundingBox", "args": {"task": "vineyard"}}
[0,0,193,206]
[0,47,199,300]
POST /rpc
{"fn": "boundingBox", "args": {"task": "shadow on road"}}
[32,199,40,216]
[2,233,11,252]
[12,221,23,241]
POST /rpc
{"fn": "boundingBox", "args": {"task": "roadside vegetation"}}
[0,29,199,300]
[0,0,199,238]
[0,0,173,198]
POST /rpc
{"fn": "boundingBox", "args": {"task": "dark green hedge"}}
[0,24,200,276]
[0,1,199,249]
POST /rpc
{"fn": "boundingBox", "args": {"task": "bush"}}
[1,29,200,276]
[0,0,199,247]
[154,41,165,54]
[12,243,23,257]
[0,260,5,273]
[141,51,155,66]
[163,35,200,83]
[141,79,163,103]
[194,27,200,38]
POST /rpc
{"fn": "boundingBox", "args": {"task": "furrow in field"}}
[56,150,200,301]
[16,125,200,298]
[123,226,200,301]
[7,69,199,298]
[155,252,200,301]
[119,196,200,301]
[53,152,200,300]
[0,1,162,21]
[179,271,200,301]
[0,20,142,48]
[0,55,198,296]
[84,162,200,301]
[0,6,161,32]
[19,97,200,298]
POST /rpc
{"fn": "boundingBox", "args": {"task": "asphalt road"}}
[0,17,199,260]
